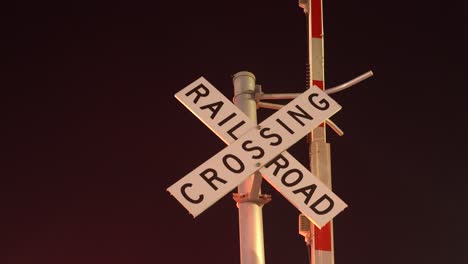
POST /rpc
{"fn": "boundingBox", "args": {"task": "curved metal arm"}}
[258,70,374,100]
[325,119,344,136]
[325,71,373,94]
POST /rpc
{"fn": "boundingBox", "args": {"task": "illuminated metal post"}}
[233,71,266,264]
[300,0,335,263]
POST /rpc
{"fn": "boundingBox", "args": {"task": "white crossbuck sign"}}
[167,77,347,228]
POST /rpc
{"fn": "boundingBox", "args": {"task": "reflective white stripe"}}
[314,250,334,264]
[312,37,324,82]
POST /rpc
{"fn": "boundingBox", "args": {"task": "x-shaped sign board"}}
[167,77,347,228]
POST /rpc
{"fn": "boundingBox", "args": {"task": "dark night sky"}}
[2,1,467,263]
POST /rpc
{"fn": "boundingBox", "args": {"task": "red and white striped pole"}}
[300,0,334,263]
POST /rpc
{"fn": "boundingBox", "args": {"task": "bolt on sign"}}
[167,77,347,228]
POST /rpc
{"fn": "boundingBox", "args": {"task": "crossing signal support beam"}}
[233,72,270,264]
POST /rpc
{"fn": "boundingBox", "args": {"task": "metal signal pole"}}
[233,72,268,264]
[300,0,335,263]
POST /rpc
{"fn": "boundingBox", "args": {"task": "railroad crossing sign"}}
[167,77,347,227]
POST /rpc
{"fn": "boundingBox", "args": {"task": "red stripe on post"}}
[311,0,323,38]
[314,222,332,251]
[312,80,324,90]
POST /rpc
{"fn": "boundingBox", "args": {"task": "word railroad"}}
[167,77,347,228]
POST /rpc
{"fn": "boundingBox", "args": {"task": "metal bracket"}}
[232,84,263,107]
[248,171,263,200]
[254,85,263,109]
[233,171,270,206]
[233,90,255,103]
[233,193,272,207]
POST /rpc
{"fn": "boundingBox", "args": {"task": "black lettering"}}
[218,112,237,126]
[241,140,265,159]
[227,120,246,140]
[200,101,224,119]
[181,183,204,204]
[310,194,334,215]
[281,169,303,187]
[199,168,227,191]
[259,127,282,146]
[223,154,245,173]
[265,154,289,176]
[276,118,294,134]
[293,184,317,205]
[287,105,313,126]
[185,84,209,104]
[308,93,330,110]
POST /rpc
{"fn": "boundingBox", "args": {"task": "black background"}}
[2,1,467,263]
